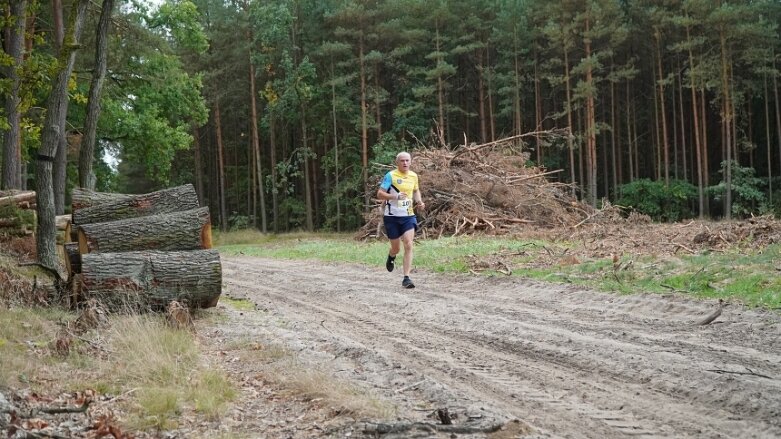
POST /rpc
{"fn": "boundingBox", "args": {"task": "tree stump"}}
[77,207,212,254]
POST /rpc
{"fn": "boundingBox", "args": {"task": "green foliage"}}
[616,179,697,222]
[707,161,766,218]
[148,0,209,53]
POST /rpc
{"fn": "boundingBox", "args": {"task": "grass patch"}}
[216,231,781,308]
[219,297,255,311]
[0,307,71,387]
[0,308,237,432]
[234,340,395,419]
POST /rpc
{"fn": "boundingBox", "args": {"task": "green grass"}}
[217,231,781,309]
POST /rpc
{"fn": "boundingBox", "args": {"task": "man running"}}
[377,151,425,288]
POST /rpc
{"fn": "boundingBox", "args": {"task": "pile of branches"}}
[359,134,600,239]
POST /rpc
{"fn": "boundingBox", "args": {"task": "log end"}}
[202,222,213,249]
[77,227,93,255]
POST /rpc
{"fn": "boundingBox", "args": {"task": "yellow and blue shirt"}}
[380,169,419,217]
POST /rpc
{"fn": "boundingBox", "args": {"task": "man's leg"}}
[389,237,401,258]
[400,228,415,276]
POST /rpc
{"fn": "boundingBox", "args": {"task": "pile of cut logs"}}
[65,184,222,309]
[0,190,38,236]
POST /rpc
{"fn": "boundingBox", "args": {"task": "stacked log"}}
[0,191,37,236]
[66,184,221,309]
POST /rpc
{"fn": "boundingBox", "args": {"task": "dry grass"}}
[236,340,396,420]
[0,307,69,387]
[0,307,236,431]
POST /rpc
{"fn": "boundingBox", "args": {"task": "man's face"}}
[397,154,411,172]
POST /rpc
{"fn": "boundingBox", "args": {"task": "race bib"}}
[397,199,411,209]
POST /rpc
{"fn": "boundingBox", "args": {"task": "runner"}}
[377,151,425,288]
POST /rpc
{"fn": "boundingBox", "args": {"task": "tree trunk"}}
[331,61,341,232]
[72,184,199,225]
[214,100,228,232]
[513,29,522,143]
[719,32,732,220]
[435,25,446,145]
[765,74,773,204]
[565,49,576,197]
[269,113,279,233]
[584,16,597,207]
[534,58,542,164]
[77,207,211,254]
[686,24,704,218]
[360,35,369,211]
[626,80,634,182]
[192,124,204,205]
[610,63,617,197]
[655,32,670,185]
[678,70,687,182]
[80,249,222,308]
[773,55,781,181]
[478,50,487,144]
[301,104,314,231]
[71,188,131,210]
[248,54,267,233]
[78,0,113,190]
[487,48,495,142]
[35,0,89,270]
[2,0,27,190]
[701,87,710,216]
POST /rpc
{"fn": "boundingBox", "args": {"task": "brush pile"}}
[358,144,598,239]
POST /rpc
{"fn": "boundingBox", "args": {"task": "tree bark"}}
[78,0,114,190]
[360,35,369,211]
[214,100,228,232]
[655,31,670,185]
[64,242,80,275]
[565,49,576,197]
[72,184,199,225]
[77,207,211,254]
[0,190,36,207]
[71,188,132,210]
[35,0,89,270]
[80,249,222,308]
[248,50,267,233]
[2,0,27,190]
[765,74,773,204]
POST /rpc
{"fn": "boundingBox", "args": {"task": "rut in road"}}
[222,256,781,438]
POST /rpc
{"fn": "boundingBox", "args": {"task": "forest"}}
[3,0,781,238]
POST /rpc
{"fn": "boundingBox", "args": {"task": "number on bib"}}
[397,199,411,209]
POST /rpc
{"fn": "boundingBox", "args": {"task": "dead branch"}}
[449,129,568,163]
[671,242,696,254]
[694,299,723,326]
[38,400,91,415]
[360,421,504,435]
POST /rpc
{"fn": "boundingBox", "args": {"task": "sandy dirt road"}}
[217,255,781,438]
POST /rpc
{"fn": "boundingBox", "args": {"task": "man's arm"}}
[413,190,425,209]
[378,187,401,201]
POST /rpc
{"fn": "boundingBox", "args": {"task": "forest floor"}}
[1,220,781,438]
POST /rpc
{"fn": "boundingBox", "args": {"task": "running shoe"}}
[386,254,396,272]
[402,276,415,288]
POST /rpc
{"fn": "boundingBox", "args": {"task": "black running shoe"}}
[386,254,396,272]
[402,276,415,289]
